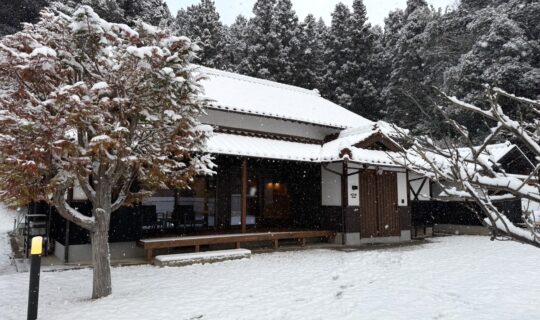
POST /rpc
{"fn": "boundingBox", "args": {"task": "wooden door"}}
[360,170,378,238]
[359,170,400,238]
[376,172,400,237]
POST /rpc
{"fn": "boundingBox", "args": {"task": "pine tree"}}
[173,0,226,68]
[293,14,326,90]
[273,0,300,84]
[0,0,48,36]
[242,0,280,80]
[382,0,435,132]
[223,15,250,72]
[322,3,353,107]
[347,0,380,120]
[52,0,172,26]
[121,0,172,27]
[54,0,125,23]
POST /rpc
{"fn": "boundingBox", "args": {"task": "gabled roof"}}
[206,129,402,168]
[456,142,515,164]
[198,66,373,129]
[320,121,402,162]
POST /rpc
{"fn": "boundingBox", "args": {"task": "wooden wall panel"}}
[377,172,400,237]
[360,170,378,238]
[360,170,401,238]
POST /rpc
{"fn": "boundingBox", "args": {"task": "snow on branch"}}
[395,87,540,248]
[0,6,214,231]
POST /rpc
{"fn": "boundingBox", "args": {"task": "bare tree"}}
[0,7,214,298]
[394,86,540,248]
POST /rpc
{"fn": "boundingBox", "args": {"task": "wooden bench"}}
[154,249,252,267]
[137,230,335,262]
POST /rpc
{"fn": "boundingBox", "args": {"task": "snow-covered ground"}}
[1,235,539,320]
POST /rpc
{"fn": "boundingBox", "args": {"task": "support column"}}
[241,158,248,233]
[341,160,348,245]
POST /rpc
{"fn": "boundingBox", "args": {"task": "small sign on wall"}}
[348,174,360,206]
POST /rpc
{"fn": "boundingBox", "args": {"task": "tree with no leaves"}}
[0,6,214,298]
[396,87,540,248]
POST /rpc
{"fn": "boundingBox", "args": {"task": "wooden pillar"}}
[341,159,348,245]
[241,158,248,233]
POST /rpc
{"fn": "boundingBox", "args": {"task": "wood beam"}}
[341,160,349,245]
[241,158,248,233]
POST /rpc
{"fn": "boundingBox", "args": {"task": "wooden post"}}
[341,159,349,245]
[241,158,248,233]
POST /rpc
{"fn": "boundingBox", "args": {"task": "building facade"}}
[39,67,414,262]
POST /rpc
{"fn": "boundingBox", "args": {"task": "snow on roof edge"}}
[205,104,348,129]
[196,65,372,129]
[197,65,320,97]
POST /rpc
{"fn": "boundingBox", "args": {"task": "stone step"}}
[154,249,251,267]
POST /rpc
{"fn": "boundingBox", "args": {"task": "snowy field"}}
[1,220,539,319]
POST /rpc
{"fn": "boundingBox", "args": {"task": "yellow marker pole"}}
[27,236,43,320]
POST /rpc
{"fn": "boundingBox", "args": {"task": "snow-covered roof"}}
[198,66,373,129]
[456,142,516,163]
[206,133,321,162]
[321,121,401,160]
[206,132,402,167]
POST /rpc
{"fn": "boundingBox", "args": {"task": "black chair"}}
[174,205,195,232]
[140,205,157,234]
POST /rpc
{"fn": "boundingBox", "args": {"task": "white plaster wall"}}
[54,241,145,263]
[409,172,431,201]
[201,109,339,140]
[397,172,408,207]
[321,163,342,206]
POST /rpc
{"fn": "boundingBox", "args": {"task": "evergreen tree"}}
[273,0,300,84]
[293,14,326,90]
[54,0,125,23]
[0,0,48,36]
[121,0,172,27]
[445,0,540,102]
[223,15,250,72]
[322,3,353,107]
[347,0,380,120]
[173,0,226,68]
[382,0,435,132]
[242,0,280,80]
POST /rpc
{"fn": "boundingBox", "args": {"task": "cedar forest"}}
[2,0,539,140]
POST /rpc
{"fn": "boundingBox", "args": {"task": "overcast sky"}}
[165,0,458,26]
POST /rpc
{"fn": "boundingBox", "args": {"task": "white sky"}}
[165,0,458,26]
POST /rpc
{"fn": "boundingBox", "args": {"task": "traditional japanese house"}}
[35,67,414,262]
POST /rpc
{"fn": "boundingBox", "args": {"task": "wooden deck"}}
[137,230,335,262]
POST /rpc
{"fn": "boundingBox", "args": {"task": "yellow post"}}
[30,236,43,255]
[28,236,43,320]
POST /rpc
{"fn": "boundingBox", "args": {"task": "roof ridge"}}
[197,66,320,97]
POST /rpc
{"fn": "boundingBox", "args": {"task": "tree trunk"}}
[90,213,112,299]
